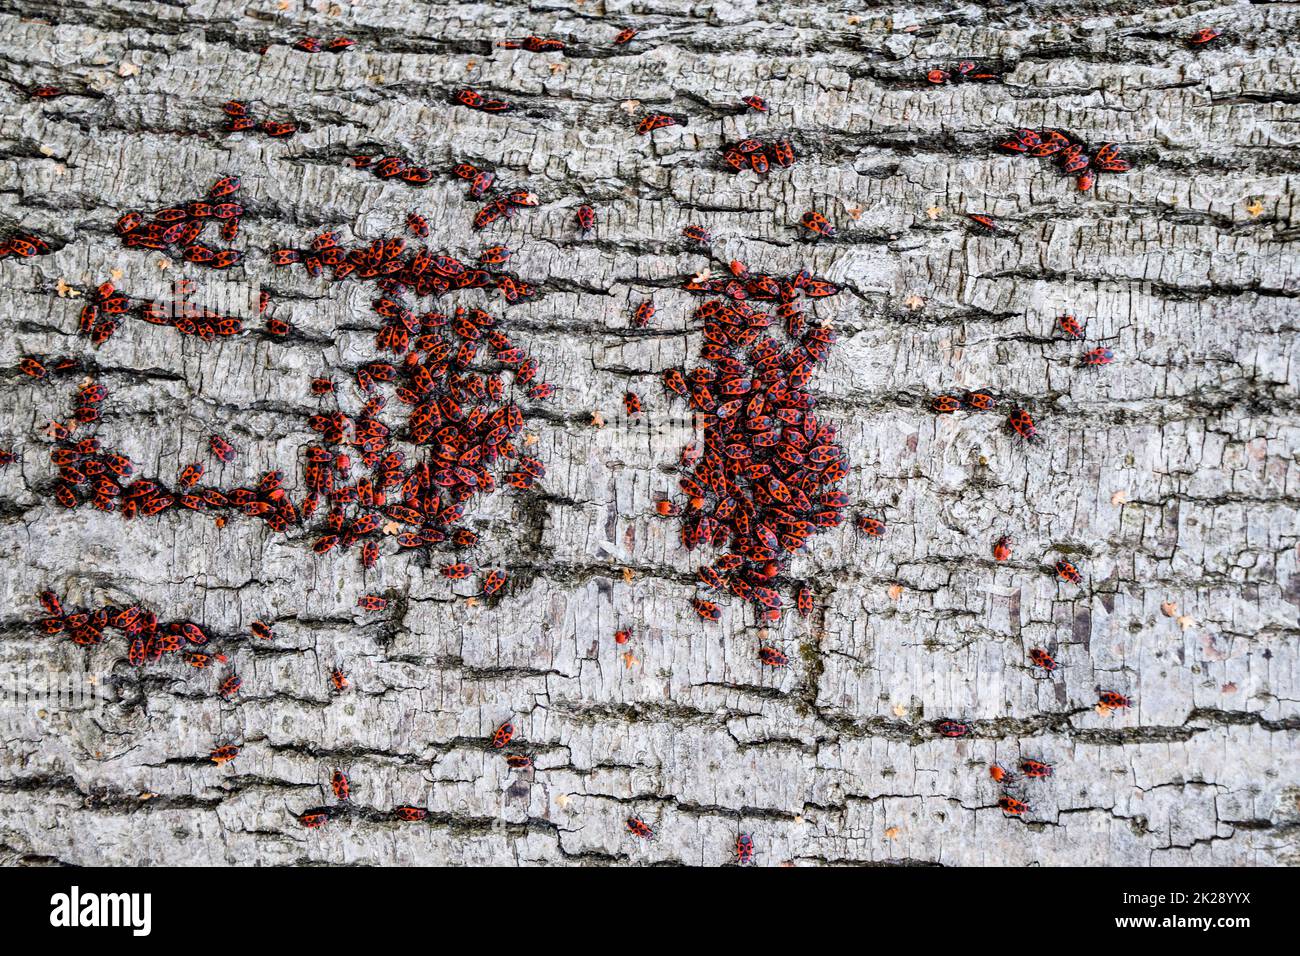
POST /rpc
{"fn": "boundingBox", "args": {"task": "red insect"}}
[998,796,1029,816]
[331,770,350,800]
[992,536,1013,562]
[178,462,204,488]
[796,586,813,617]
[441,562,472,580]
[681,225,710,244]
[482,568,507,597]
[1055,560,1082,584]
[209,435,237,463]
[479,244,511,266]
[455,88,485,109]
[1029,132,1071,158]
[1098,691,1131,709]
[490,721,514,749]
[575,204,596,234]
[856,516,886,537]
[1058,314,1085,339]
[613,28,636,45]
[251,620,274,640]
[1094,146,1130,174]
[1019,759,1053,778]
[623,391,642,418]
[935,720,969,738]
[505,754,533,770]
[218,675,241,699]
[300,811,329,828]
[394,806,428,822]
[932,394,961,414]
[1189,28,1222,46]
[631,300,655,328]
[626,817,653,839]
[989,765,1008,782]
[330,668,348,692]
[963,389,994,411]
[758,646,789,667]
[210,745,240,764]
[1028,647,1058,671]
[735,833,754,864]
[742,96,767,113]
[406,213,429,238]
[966,213,998,232]
[800,211,834,237]
[356,594,388,611]
[1082,347,1114,366]
[19,357,48,379]
[637,114,676,135]
[614,629,631,645]
[1007,408,1039,443]
[692,599,721,622]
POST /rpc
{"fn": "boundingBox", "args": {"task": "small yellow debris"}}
[110,268,123,281]
[892,703,907,717]
[118,61,140,77]
[888,584,904,601]
[1177,614,1197,632]
[926,205,943,220]
[549,62,566,74]
[846,206,864,220]
[523,432,539,446]
[622,651,638,669]
[156,257,172,271]
[555,793,570,808]
[465,597,480,608]
[39,145,55,157]
[620,99,641,114]
[1160,602,1178,618]
[884,826,900,840]
[1245,198,1264,217]
[382,521,401,535]
[55,279,79,298]
[904,294,925,310]
[1110,490,1128,505]
[622,568,634,584]
[591,411,605,428]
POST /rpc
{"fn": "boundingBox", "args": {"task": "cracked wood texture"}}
[1,0,1298,867]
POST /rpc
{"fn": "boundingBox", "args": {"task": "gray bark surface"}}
[0,0,1297,866]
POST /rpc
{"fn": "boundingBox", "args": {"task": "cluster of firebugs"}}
[6,15,1189,862]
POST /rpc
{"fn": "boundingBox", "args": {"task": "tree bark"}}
[0,0,1296,866]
